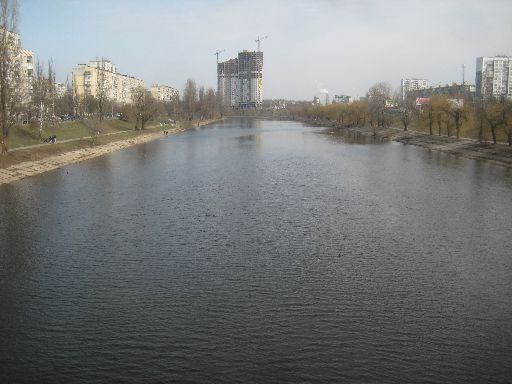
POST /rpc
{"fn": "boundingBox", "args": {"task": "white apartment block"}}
[476,56,512,100]
[55,82,67,98]
[2,28,34,104]
[150,84,179,102]
[401,78,429,99]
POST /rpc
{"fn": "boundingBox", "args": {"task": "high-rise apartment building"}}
[218,58,239,108]
[218,51,263,109]
[476,56,512,100]
[72,59,144,105]
[401,78,429,99]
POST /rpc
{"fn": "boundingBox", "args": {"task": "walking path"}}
[8,129,132,152]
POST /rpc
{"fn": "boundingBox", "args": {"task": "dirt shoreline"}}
[304,119,512,168]
[0,119,220,185]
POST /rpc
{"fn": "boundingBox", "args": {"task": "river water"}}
[1,118,511,383]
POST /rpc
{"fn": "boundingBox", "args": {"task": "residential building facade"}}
[413,83,476,99]
[150,84,179,102]
[19,48,34,103]
[401,78,429,99]
[218,58,239,108]
[2,28,34,104]
[72,59,144,105]
[476,56,512,100]
[55,82,67,98]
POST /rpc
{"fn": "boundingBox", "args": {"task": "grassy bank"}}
[7,119,140,149]
[0,118,222,171]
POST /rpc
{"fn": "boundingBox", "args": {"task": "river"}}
[1,118,511,383]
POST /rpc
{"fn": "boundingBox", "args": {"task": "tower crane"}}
[214,49,225,65]
[255,35,268,52]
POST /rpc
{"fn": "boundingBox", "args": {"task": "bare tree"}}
[164,93,181,121]
[73,74,84,117]
[430,96,449,136]
[474,98,486,143]
[183,78,197,121]
[483,99,504,145]
[445,99,470,139]
[32,61,47,138]
[31,60,54,138]
[55,79,74,117]
[397,93,416,131]
[0,0,22,154]
[368,82,392,131]
[204,88,217,119]
[47,60,55,119]
[132,85,159,130]
[95,60,109,133]
[502,100,512,146]
[423,100,435,136]
[197,86,205,120]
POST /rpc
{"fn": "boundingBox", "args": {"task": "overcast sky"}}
[19,0,512,100]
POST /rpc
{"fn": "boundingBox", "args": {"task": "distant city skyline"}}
[19,0,512,100]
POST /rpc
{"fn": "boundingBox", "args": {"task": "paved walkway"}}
[0,128,185,185]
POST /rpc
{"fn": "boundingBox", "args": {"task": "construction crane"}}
[255,35,268,52]
[214,49,225,65]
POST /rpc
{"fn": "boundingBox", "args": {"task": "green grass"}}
[7,119,152,149]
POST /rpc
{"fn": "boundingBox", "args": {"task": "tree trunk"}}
[39,101,44,139]
[491,126,497,144]
[429,121,433,136]
[478,118,484,143]
[1,136,7,154]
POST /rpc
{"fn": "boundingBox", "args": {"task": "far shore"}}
[0,118,221,185]
[300,118,512,169]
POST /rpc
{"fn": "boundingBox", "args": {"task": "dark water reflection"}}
[1,118,511,383]
[323,127,388,144]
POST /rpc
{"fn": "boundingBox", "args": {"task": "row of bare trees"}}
[118,79,222,130]
[288,82,512,145]
[182,78,222,121]
[0,0,64,151]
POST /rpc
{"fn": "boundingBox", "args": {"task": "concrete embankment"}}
[306,119,512,168]
[0,119,220,185]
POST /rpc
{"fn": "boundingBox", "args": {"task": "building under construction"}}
[218,51,263,109]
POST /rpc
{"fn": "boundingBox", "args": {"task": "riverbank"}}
[0,119,219,185]
[306,119,512,168]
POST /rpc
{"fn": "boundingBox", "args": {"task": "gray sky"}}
[20,0,512,100]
